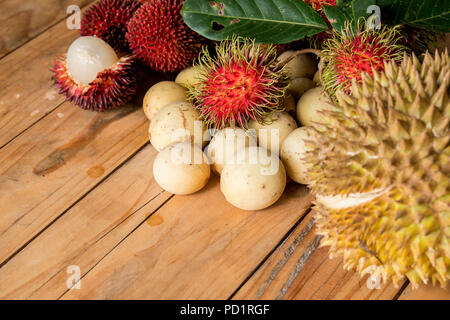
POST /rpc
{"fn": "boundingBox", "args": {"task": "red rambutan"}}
[80,0,141,53]
[187,37,289,129]
[126,0,205,72]
[321,22,405,98]
[52,36,137,112]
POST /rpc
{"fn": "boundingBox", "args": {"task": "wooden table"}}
[0,0,448,300]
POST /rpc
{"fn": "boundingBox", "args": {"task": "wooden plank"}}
[0,7,84,148]
[398,285,450,300]
[0,146,172,299]
[234,215,402,300]
[60,181,313,299]
[0,0,93,58]
[0,98,154,265]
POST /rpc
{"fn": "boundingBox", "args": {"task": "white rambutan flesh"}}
[66,36,119,85]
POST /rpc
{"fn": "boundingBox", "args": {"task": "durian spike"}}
[307,50,450,288]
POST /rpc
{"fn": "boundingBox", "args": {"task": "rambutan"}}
[321,22,405,98]
[187,37,289,129]
[52,36,137,112]
[126,0,205,72]
[80,0,141,53]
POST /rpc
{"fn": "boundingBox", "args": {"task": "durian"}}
[306,51,450,288]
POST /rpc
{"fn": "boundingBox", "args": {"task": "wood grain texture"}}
[0,6,89,149]
[0,0,167,266]
[0,0,93,58]
[60,181,313,299]
[0,146,172,299]
[398,284,450,300]
[1,0,447,302]
[234,215,402,300]
[0,101,151,265]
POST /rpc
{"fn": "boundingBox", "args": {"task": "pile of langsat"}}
[143,38,331,211]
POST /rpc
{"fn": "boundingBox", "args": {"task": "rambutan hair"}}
[187,36,289,129]
[321,20,406,98]
[126,0,205,72]
[80,0,141,53]
[52,55,137,112]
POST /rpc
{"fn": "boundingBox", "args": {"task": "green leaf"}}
[322,1,352,32]
[352,0,376,19]
[323,0,376,32]
[378,0,450,32]
[181,0,328,44]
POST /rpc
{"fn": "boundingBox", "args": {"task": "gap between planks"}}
[232,213,406,300]
[0,141,150,270]
[58,182,313,299]
[227,206,313,299]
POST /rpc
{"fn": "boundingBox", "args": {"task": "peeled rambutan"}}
[187,37,289,129]
[321,22,405,98]
[126,0,205,72]
[52,36,137,112]
[80,0,141,53]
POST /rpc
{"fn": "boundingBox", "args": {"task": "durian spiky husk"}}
[306,50,450,288]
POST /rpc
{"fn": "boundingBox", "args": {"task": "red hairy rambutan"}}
[52,36,137,112]
[321,22,405,98]
[187,37,289,129]
[80,0,141,53]
[126,0,205,72]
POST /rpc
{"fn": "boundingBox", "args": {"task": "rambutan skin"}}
[188,37,289,129]
[322,22,406,98]
[126,0,205,72]
[52,55,137,112]
[80,0,141,53]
